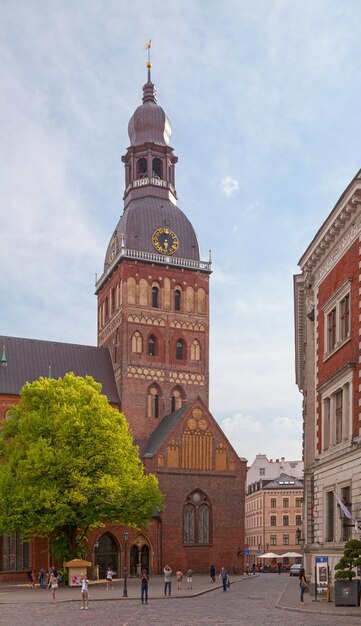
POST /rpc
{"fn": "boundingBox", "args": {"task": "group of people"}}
[26,562,236,607]
[26,566,63,591]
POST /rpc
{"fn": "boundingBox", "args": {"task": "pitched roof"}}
[143,402,190,456]
[263,472,303,490]
[0,336,120,405]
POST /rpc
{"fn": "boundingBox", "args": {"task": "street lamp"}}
[123,531,129,598]
[93,540,99,580]
[137,539,142,577]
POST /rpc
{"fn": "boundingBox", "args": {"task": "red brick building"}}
[294,170,361,585]
[0,67,246,580]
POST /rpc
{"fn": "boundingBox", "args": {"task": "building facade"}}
[294,170,361,582]
[246,454,303,488]
[0,65,246,579]
[246,471,303,566]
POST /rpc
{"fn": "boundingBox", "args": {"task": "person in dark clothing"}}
[277,561,282,575]
[210,564,216,583]
[26,568,35,588]
[299,568,308,604]
[140,569,149,604]
[219,567,228,591]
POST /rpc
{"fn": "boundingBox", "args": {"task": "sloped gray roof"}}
[143,402,190,457]
[263,472,303,490]
[0,336,120,405]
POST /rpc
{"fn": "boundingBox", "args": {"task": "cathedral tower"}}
[95,63,211,442]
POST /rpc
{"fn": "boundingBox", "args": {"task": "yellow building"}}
[245,473,303,568]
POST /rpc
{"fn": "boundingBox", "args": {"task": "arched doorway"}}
[95,533,119,579]
[129,541,150,576]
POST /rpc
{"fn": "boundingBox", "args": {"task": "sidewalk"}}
[0,574,245,604]
[276,576,361,618]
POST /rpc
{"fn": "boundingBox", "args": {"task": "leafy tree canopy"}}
[335,539,361,580]
[0,373,162,559]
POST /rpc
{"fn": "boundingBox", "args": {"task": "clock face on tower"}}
[152,228,179,255]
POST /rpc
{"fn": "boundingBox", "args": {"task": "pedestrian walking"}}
[26,567,35,588]
[219,566,228,592]
[210,564,216,583]
[140,568,149,604]
[163,565,172,596]
[277,561,282,575]
[38,567,46,588]
[252,562,256,575]
[299,567,308,604]
[47,572,58,604]
[186,568,193,590]
[106,566,114,590]
[80,573,89,609]
[176,569,183,589]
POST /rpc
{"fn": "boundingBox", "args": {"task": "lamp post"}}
[123,531,129,598]
[93,540,99,580]
[137,539,142,577]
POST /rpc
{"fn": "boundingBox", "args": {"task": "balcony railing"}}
[96,247,212,291]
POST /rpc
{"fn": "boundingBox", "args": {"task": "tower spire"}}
[145,39,152,82]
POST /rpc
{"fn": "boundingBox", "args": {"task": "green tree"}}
[335,539,361,580]
[0,373,162,561]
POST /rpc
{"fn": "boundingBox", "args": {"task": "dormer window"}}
[136,158,147,179]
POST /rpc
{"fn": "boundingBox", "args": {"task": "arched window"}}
[147,384,161,419]
[198,504,209,543]
[170,386,185,413]
[136,158,147,179]
[104,297,109,322]
[152,158,162,179]
[174,289,181,311]
[131,331,143,353]
[152,286,159,309]
[176,339,184,360]
[148,335,157,356]
[111,287,116,315]
[184,504,195,544]
[183,491,211,545]
[114,329,119,363]
[191,339,201,361]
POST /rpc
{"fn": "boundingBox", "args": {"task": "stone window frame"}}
[319,365,354,453]
[183,491,212,546]
[323,279,351,359]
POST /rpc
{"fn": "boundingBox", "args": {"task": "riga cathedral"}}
[0,61,246,580]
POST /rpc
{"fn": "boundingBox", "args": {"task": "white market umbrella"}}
[280,551,303,558]
[258,552,279,559]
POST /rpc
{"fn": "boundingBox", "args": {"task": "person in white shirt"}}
[81,573,89,609]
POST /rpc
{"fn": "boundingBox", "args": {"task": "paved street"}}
[1,574,361,626]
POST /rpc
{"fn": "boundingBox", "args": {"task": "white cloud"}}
[220,176,239,197]
[221,412,302,464]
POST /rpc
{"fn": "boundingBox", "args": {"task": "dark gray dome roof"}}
[104,198,200,270]
[128,80,172,147]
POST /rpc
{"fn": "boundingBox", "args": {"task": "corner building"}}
[0,68,246,579]
[294,170,361,586]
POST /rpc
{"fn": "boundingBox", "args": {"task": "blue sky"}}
[2,0,361,463]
